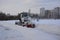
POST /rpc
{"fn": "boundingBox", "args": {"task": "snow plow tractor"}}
[15,12,35,28]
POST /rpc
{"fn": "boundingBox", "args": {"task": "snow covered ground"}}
[32,19,60,25]
[0,19,60,40]
[32,19,60,35]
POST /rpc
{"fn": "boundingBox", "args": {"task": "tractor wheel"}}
[32,24,35,28]
[15,22,18,24]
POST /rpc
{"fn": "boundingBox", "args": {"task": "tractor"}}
[15,12,35,28]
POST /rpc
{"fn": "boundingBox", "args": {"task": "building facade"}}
[52,7,60,18]
[40,8,45,18]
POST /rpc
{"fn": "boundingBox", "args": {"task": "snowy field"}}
[32,19,60,35]
[0,19,60,40]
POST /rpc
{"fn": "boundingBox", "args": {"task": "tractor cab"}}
[19,12,30,23]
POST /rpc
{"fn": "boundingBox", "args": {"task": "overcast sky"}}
[0,0,60,15]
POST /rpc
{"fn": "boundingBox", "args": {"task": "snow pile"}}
[0,20,60,40]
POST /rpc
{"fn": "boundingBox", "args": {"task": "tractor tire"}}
[32,24,35,28]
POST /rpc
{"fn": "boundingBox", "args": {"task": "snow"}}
[0,19,60,40]
[31,19,60,35]
[32,19,60,25]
